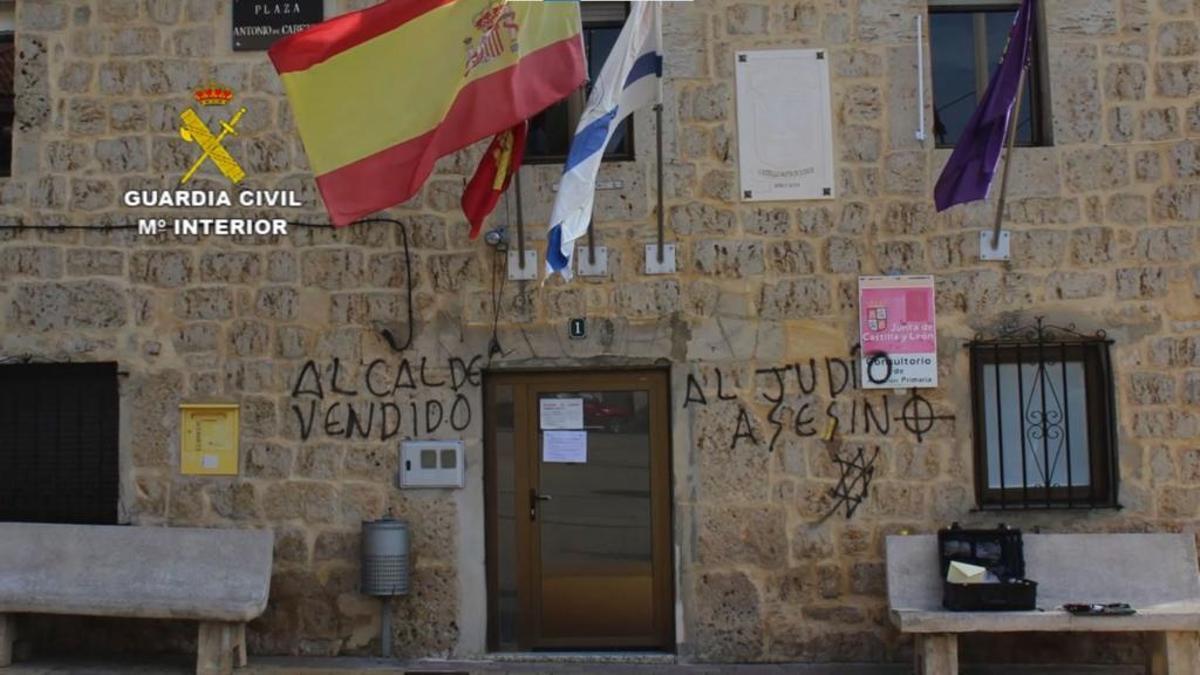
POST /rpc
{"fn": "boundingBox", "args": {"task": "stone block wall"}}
[0,0,1198,665]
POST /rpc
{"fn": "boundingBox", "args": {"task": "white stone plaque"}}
[735,49,835,202]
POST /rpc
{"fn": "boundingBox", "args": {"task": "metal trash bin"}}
[361,517,410,657]
[361,517,410,596]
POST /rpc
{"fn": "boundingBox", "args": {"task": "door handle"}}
[529,489,552,521]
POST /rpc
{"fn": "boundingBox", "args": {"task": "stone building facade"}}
[2,0,1199,666]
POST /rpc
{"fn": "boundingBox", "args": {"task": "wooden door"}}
[485,369,673,651]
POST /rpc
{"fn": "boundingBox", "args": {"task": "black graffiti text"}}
[290,356,480,441]
[682,353,951,450]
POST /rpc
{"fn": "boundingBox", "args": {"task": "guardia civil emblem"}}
[178,83,248,185]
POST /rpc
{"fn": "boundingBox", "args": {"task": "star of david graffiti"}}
[826,445,880,520]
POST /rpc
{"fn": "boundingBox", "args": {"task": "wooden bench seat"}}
[0,523,273,675]
[887,533,1200,675]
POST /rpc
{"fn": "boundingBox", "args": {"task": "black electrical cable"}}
[0,223,139,230]
[486,190,514,364]
[487,243,506,363]
[292,218,415,353]
[0,217,417,353]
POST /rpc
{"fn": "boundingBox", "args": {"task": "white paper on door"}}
[539,398,584,430]
[543,430,588,463]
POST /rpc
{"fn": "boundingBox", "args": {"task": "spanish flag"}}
[269,0,585,227]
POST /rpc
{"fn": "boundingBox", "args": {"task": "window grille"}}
[0,361,120,524]
[968,319,1119,510]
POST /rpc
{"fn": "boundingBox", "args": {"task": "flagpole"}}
[586,219,596,264]
[654,2,665,264]
[515,169,526,269]
[655,103,665,263]
[991,62,1027,249]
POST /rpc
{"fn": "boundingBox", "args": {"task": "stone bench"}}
[0,523,273,675]
[886,533,1200,675]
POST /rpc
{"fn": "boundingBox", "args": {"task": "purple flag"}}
[934,0,1036,212]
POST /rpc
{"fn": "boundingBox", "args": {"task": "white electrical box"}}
[399,440,465,489]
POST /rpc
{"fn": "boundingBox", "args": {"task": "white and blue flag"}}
[546,1,662,279]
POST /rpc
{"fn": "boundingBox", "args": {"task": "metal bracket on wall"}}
[507,250,538,281]
[552,179,624,192]
[576,245,609,277]
[979,230,1012,261]
[644,244,676,275]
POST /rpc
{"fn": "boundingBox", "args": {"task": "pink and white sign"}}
[859,275,938,389]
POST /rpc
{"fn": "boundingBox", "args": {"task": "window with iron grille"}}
[525,2,634,164]
[0,362,120,524]
[928,0,1049,148]
[968,320,1119,510]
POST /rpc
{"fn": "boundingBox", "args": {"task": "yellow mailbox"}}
[180,404,240,476]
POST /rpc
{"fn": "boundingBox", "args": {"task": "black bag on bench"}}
[939,523,1038,611]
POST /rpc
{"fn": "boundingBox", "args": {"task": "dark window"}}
[526,2,634,164]
[0,30,12,176]
[0,362,120,524]
[929,2,1047,148]
[968,320,1118,510]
